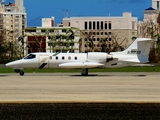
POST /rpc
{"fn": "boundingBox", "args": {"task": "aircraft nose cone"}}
[5,60,23,68]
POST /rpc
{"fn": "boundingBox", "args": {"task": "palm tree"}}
[18,34,26,58]
[66,29,75,52]
[78,38,82,52]
[157,12,160,34]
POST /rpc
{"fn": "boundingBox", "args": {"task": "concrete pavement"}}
[0,72,159,103]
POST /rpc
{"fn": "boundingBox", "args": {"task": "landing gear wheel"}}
[19,70,24,76]
[81,68,88,76]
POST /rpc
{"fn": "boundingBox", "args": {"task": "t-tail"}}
[111,38,153,63]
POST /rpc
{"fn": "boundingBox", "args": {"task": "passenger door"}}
[39,55,49,68]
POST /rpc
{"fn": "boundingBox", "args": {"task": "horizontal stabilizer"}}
[59,62,104,68]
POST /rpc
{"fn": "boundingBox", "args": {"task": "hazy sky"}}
[6,0,151,26]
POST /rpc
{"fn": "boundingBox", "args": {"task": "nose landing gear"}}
[19,70,24,76]
[14,69,24,76]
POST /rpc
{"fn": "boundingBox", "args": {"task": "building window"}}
[101,21,103,29]
[109,21,112,29]
[108,32,112,35]
[89,21,92,30]
[132,32,135,35]
[105,23,107,29]
[97,32,99,35]
[132,21,135,30]
[50,29,54,32]
[69,22,70,26]
[97,38,100,41]
[105,32,107,35]
[41,29,45,32]
[157,1,159,10]
[101,32,103,35]
[84,21,87,30]
[93,21,95,29]
[62,29,66,32]
[48,43,52,46]
[97,21,99,30]
[70,43,74,46]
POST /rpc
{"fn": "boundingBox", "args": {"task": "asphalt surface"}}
[0,72,159,103]
[0,72,160,119]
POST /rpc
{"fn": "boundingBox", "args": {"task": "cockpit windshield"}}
[24,54,36,59]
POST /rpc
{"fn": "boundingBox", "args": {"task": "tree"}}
[80,31,95,52]
[138,16,160,63]
[0,29,20,61]
[18,34,27,58]
[80,30,127,53]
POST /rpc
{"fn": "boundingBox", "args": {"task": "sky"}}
[5,0,152,27]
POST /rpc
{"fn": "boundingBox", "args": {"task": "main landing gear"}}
[81,68,88,76]
[14,69,24,76]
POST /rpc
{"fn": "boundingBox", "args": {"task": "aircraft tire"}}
[20,71,24,76]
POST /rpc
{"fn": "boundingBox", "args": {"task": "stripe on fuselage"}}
[39,63,47,69]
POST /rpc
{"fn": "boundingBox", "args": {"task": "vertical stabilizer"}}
[111,38,153,63]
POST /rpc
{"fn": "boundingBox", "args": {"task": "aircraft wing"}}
[59,62,104,68]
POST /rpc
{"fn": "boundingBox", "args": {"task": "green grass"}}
[0,66,160,73]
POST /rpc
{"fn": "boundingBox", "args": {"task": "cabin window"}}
[68,56,71,60]
[24,54,36,59]
[50,56,52,60]
[62,56,65,60]
[55,56,58,60]
[75,57,77,60]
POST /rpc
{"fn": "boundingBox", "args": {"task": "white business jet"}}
[5,38,153,76]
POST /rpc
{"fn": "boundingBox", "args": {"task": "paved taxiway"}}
[0,72,160,103]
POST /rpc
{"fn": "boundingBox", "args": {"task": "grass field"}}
[0,66,160,73]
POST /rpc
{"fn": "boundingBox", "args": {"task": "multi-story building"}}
[0,0,26,43]
[152,0,160,10]
[24,17,80,55]
[138,7,159,38]
[137,0,160,38]
[60,12,138,52]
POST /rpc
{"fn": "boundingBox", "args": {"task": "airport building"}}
[60,12,138,52]
[0,0,26,43]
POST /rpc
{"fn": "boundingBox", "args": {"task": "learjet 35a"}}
[5,38,153,76]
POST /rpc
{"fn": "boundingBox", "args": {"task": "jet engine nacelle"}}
[87,52,113,63]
